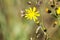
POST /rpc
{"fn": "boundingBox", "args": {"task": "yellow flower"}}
[25,7,40,22]
[56,7,60,15]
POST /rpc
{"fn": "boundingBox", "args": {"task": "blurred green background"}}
[0,0,60,40]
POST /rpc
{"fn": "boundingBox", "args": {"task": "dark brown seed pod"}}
[51,4,55,8]
[45,8,51,13]
[57,0,60,2]
[44,29,47,32]
[48,10,51,13]
[53,23,56,27]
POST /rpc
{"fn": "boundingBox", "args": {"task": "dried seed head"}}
[36,26,41,34]
[30,37,33,40]
[53,21,58,27]
[27,1,32,5]
[20,10,25,14]
[21,14,25,17]
[37,34,40,38]
[20,10,25,17]
[36,0,42,8]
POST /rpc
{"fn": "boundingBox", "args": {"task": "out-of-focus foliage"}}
[0,0,60,40]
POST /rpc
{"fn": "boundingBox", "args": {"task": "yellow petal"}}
[30,16,33,20]
[26,17,30,20]
[56,9,60,14]
[25,10,29,13]
[56,7,60,15]
[25,15,27,18]
[35,13,40,16]
[35,11,39,13]
[33,16,37,21]
[25,7,40,22]
[58,7,60,9]
[29,7,32,12]
[33,7,36,12]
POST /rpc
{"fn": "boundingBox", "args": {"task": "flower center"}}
[29,11,35,18]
